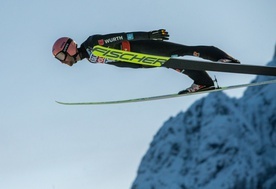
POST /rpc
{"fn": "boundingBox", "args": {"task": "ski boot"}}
[178,83,215,94]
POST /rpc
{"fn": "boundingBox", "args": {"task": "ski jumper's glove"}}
[148,29,169,40]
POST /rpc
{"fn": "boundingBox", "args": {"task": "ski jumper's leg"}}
[129,40,230,86]
[129,40,239,60]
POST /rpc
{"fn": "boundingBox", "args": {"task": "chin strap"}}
[72,53,79,63]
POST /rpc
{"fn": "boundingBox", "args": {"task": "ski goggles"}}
[55,51,68,61]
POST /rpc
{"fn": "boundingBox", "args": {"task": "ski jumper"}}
[78,31,238,86]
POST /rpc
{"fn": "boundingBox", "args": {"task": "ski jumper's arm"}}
[78,30,169,60]
[80,29,169,49]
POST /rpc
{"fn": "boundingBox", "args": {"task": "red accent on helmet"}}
[52,37,78,56]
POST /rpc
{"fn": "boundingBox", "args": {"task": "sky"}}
[0,0,275,189]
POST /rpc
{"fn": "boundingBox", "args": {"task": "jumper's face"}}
[55,52,78,66]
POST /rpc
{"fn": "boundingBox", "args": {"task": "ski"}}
[56,79,276,105]
[92,45,276,76]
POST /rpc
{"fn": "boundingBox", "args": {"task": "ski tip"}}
[55,100,93,105]
[55,101,69,105]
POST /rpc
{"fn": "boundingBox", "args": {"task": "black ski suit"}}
[78,31,239,86]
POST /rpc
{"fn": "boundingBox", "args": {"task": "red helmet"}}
[52,37,78,61]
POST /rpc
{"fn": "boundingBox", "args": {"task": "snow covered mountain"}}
[132,47,276,189]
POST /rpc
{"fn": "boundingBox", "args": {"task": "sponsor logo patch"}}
[193,51,200,57]
[93,46,169,66]
[127,33,134,40]
[104,36,124,44]
[98,39,104,45]
[89,54,107,63]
